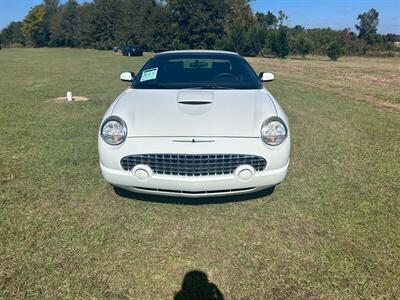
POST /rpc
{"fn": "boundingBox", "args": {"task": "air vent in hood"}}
[177,90,214,104]
[178,100,212,105]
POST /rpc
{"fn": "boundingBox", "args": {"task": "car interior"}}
[159,59,240,83]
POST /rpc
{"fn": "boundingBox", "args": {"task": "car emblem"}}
[172,139,215,143]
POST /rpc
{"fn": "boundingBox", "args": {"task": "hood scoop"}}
[177,90,214,105]
[177,90,214,114]
[178,100,212,105]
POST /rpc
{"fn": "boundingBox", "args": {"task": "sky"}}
[0,0,399,34]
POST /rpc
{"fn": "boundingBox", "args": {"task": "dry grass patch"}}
[55,96,90,102]
[247,56,400,111]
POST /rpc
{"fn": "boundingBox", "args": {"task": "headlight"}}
[261,118,288,146]
[100,116,127,145]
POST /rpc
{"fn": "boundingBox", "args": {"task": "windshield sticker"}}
[140,67,158,82]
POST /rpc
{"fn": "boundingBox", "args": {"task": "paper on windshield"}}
[140,67,158,82]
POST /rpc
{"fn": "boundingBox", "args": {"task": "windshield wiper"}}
[137,84,236,90]
[135,83,170,89]
[183,85,234,90]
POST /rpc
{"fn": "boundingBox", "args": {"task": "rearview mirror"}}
[260,72,274,82]
[120,72,135,82]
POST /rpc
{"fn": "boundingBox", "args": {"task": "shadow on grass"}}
[113,186,275,205]
[174,270,224,300]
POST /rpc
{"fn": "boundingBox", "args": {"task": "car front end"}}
[99,50,290,198]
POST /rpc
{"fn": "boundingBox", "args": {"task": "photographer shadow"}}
[174,270,224,300]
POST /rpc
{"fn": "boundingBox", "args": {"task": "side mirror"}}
[260,72,274,82]
[120,72,135,82]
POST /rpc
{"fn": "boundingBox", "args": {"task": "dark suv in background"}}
[119,45,143,56]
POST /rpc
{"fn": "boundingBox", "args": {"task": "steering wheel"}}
[213,73,236,80]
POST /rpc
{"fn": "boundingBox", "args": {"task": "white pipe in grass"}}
[67,91,73,102]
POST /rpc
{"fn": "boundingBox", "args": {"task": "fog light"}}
[132,165,153,181]
[135,169,149,181]
[238,169,252,181]
[234,165,255,182]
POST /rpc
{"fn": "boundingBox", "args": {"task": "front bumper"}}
[99,137,290,198]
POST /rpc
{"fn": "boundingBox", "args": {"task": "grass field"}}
[248,56,400,111]
[0,48,399,299]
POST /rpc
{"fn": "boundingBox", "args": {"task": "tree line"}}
[1,0,399,60]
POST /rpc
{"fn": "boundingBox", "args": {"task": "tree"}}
[272,26,289,58]
[77,2,95,47]
[340,28,366,55]
[43,0,60,45]
[306,28,341,55]
[217,24,248,55]
[22,5,48,47]
[327,42,342,61]
[256,11,278,29]
[224,0,255,28]
[0,22,25,46]
[247,25,268,56]
[277,10,287,27]
[168,0,228,49]
[218,0,259,55]
[356,8,379,44]
[120,0,159,49]
[220,24,267,57]
[2,0,394,57]
[91,0,125,49]
[56,0,81,47]
[44,0,59,16]
[294,36,312,57]
[148,3,175,51]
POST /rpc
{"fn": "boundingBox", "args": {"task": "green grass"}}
[0,48,399,299]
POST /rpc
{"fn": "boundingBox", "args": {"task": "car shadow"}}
[113,186,275,205]
[174,270,224,300]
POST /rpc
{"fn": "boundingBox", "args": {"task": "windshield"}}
[133,52,262,89]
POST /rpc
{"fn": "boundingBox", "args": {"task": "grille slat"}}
[121,154,266,176]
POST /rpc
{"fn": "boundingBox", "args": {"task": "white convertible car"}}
[99,50,290,197]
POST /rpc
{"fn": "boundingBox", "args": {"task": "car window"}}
[133,53,261,89]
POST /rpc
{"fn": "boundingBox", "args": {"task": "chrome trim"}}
[120,153,267,176]
[131,186,257,195]
[100,116,127,145]
[260,116,288,146]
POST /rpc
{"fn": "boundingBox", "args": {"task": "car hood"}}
[111,89,277,137]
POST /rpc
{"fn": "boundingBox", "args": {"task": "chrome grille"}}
[120,154,266,176]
